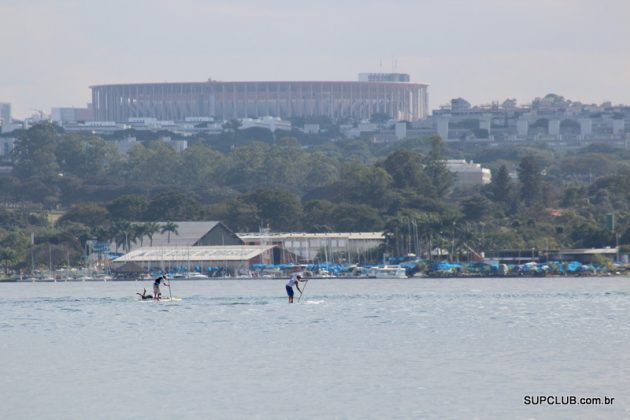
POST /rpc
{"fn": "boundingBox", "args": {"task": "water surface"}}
[1,277,629,419]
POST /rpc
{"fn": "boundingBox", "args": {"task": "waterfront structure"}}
[90,75,429,122]
[238,231,385,262]
[484,248,618,264]
[112,245,285,274]
[111,221,243,254]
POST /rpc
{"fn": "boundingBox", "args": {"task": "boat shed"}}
[120,221,243,253]
[112,245,289,274]
[238,231,384,262]
[546,248,619,263]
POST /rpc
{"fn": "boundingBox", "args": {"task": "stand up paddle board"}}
[137,297,182,302]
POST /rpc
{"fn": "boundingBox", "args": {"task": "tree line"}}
[1,122,630,272]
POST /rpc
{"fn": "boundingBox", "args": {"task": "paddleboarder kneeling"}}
[136,288,153,300]
[286,273,304,303]
[153,275,169,301]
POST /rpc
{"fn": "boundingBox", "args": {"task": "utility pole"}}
[451,222,456,262]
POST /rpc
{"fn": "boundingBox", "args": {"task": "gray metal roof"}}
[122,221,221,251]
[237,232,384,240]
[114,245,276,262]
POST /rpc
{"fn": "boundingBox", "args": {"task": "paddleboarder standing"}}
[153,275,169,301]
[285,273,305,303]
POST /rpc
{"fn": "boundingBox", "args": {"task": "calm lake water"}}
[1,277,629,419]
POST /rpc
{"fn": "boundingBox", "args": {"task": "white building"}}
[395,122,407,139]
[0,137,15,158]
[516,118,529,137]
[0,103,11,126]
[161,136,188,153]
[239,116,291,132]
[579,118,592,136]
[113,245,280,274]
[435,116,449,140]
[548,119,560,137]
[612,119,625,135]
[51,106,92,124]
[303,123,320,134]
[446,160,492,189]
[63,120,130,135]
[238,231,384,262]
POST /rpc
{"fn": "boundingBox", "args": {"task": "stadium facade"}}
[90,74,428,122]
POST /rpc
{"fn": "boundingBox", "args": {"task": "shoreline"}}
[2,273,629,283]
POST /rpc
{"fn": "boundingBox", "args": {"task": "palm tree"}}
[143,222,161,247]
[0,247,17,275]
[110,221,129,253]
[134,223,149,247]
[160,221,179,244]
[111,221,139,253]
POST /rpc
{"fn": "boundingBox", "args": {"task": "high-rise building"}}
[0,103,11,125]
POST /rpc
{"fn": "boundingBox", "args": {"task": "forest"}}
[1,122,630,272]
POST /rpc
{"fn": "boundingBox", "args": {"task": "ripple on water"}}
[1,278,630,419]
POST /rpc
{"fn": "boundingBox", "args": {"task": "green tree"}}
[243,187,303,231]
[489,165,512,204]
[160,221,179,244]
[178,145,227,188]
[569,218,612,248]
[0,247,17,275]
[12,123,60,180]
[142,222,161,246]
[57,202,110,227]
[110,221,138,253]
[106,195,149,221]
[302,153,339,189]
[302,200,336,232]
[145,191,204,221]
[338,162,394,210]
[460,196,492,222]
[208,199,260,232]
[329,203,383,232]
[127,141,182,187]
[381,149,428,191]
[518,156,543,206]
[424,136,452,197]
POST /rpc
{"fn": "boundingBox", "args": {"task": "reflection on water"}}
[1,278,629,419]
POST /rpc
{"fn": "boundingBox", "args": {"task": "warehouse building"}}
[112,245,292,276]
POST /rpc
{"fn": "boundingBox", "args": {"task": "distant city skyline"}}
[1,0,629,119]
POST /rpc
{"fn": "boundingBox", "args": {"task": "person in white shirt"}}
[285,273,305,303]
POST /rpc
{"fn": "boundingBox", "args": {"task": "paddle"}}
[167,276,173,300]
[298,279,309,302]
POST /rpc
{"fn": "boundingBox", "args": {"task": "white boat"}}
[173,272,209,280]
[367,265,408,279]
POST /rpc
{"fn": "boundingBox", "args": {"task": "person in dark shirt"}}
[136,288,153,300]
[153,275,169,301]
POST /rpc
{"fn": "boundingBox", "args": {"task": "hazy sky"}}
[1,0,629,118]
